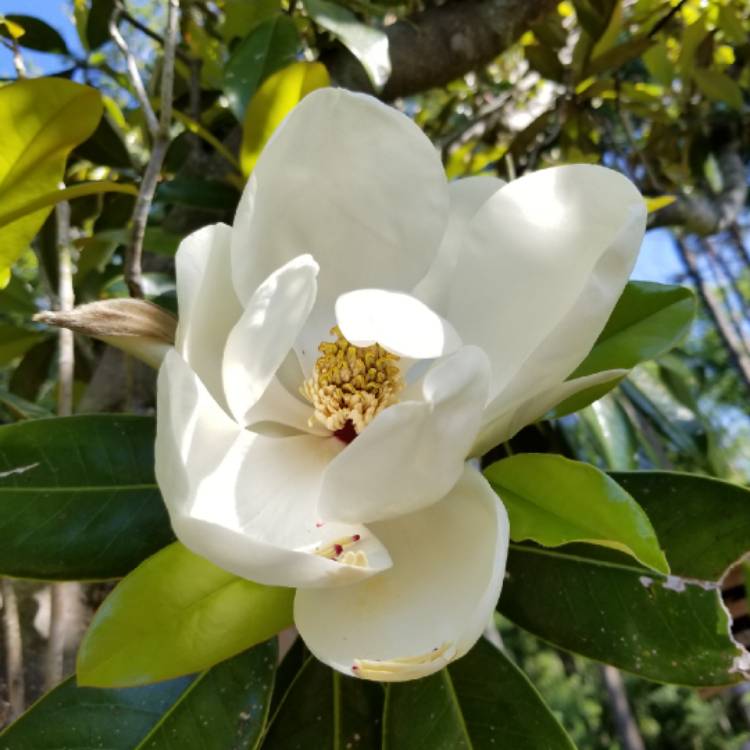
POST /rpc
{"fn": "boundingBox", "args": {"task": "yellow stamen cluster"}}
[301,326,403,433]
[352,642,456,680]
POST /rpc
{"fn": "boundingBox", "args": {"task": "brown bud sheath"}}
[34,299,177,369]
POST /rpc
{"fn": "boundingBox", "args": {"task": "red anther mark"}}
[315,521,324,528]
[334,420,357,444]
[351,664,359,672]
[352,534,361,542]
[334,544,344,556]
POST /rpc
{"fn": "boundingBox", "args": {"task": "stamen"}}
[351,642,456,680]
[314,534,364,562]
[301,326,403,435]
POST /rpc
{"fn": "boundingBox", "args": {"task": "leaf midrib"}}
[0,483,157,493]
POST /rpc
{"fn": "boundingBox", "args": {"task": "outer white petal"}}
[175,223,242,410]
[335,289,461,359]
[230,88,449,370]
[414,175,505,312]
[473,368,628,456]
[223,255,319,431]
[156,349,391,588]
[318,346,490,524]
[295,465,509,681]
[444,165,646,400]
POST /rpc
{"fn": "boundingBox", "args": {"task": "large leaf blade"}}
[77,542,294,687]
[0,415,173,580]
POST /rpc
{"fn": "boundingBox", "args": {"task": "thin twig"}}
[1,578,24,720]
[123,0,180,299]
[42,199,76,692]
[119,6,190,62]
[1,35,27,78]
[648,0,687,39]
[109,9,159,137]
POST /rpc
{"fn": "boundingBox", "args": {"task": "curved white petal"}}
[335,289,461,359]
[295,466,509,681]
[175,223,242,410]
[223,255,319,430]
[318,346,490,524]
[414,175,505,313]
[473,368,628,456]
[230,88,449,371]
[444,165,646,401]
[156,349,391,588]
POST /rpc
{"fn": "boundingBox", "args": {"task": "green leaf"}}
[240,60,330,176]
[221,0,280,41]
[586,35,653,76]
[554,281,695,416]
[78,542,294,687]
[0,674,193,749]
[693,68,743,111]
[0,414,173,580]
[0,323,44,365]
[135,640,277,749]
[86,0,116,49]
[155,177,239,211]
[76,112,133,168]
[0,388,54,420]
[485,454,668,573]
[612,471,750,582]
[223,14,300,121]
[0,78,102,286]
[262,651,383,748]
[1,642,278,749]
[576,282,695,376]
[383,638,576,749]
[303,0,391,90]
[499,543,748,686]
[2,14,68,53]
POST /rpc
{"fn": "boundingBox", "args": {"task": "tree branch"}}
[324,0,558,99]
[123,0,180,299]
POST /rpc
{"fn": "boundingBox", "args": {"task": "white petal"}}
[335,289,461,359]
[295,466,509,681]
[444,165,646,400]
[318,346,490,523]
[223,255,319,430]
[473,368,628,456]
[175,223,242,410]
[414,175,505,312]
[230,89,449,369]
[156,349,391,588]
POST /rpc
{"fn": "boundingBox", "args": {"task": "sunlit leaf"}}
[693,68,743,111]
[485,453,668,572]
[77,542,294,687]
[0,78,102,287]
[240,60,330,176]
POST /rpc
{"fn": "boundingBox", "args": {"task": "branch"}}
[1,579,24,721]
[324,0,558,99]
[124,0,180,299]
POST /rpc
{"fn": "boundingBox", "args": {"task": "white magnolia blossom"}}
[154,88,646,682]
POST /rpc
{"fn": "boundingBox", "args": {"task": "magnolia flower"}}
[154,88,646,681]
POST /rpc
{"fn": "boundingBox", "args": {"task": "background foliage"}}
[0,0,749,747]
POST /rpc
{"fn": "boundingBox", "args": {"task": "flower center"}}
[301,325,403,437]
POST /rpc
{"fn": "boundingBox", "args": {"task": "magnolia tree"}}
[0,0,749,747]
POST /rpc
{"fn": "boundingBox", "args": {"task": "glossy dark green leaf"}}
[0,273,38,315]
[612,471,750,582]
[223,14,300,120]
[136,640,277,749]
[575,282,695,377]
[262,653,383,748]
[0,674,193,749]
[78,542,294,687]
[0,388,53,420]
[485,454,668,573]
[0,414,173,580]
[155,177,239,211]
[383,637,576,749]
[86,0,116,49]
[0,323,44,364]
[587,35,653,75]
[3,14,68,53]
[76,113,133,168]
[499,544,748,686]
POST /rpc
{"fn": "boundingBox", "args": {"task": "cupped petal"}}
[231,88,449,367]
[444,165,646,400]
[414,175,505,312]
[473,368,628,456]
[318,346,490,524]
[335,289,461,359]
[175,223,242,410]
[156,349,391,588]
[294,465,509,681]
[223,254,319,431]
